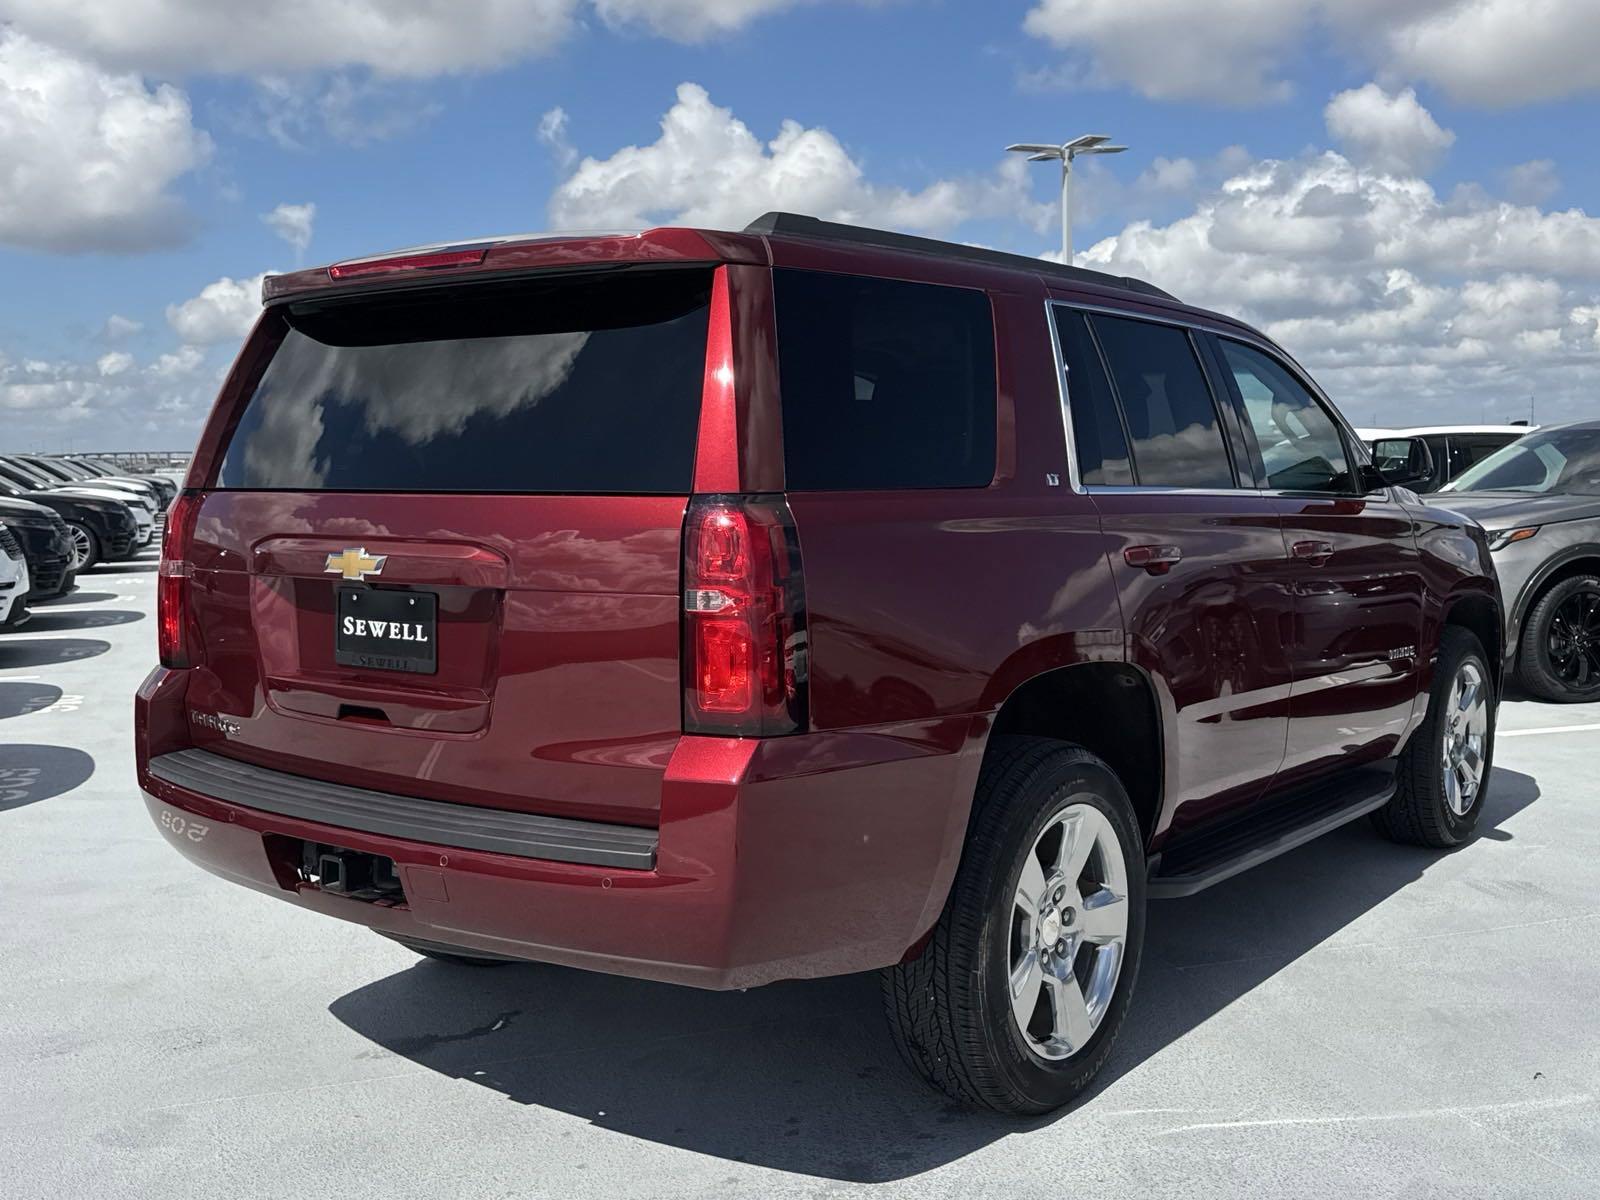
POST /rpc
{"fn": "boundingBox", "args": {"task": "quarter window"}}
[1054,309,1133,486]
[775,270,997,491]
[1090,314,1235,489]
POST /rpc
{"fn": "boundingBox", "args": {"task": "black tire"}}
[66,523,100,572]
[1516,574,1600,703]
[382,933,515,968]
[1372,627,1494,848]
[881,736,1145,1115]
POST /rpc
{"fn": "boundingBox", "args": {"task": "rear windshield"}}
[217,268,712,493]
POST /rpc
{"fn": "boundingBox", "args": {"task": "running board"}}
[1147,763,1397,899]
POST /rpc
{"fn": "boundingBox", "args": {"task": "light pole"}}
[1006,134,1127,262]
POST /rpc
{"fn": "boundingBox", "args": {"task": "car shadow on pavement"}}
[32,590,120,607]
[16,609,144,633]
[0,637,111,668]
[0,744,95,812]
[86,562,157,574]
[329,766,1540,1183]
[0,681,63,718]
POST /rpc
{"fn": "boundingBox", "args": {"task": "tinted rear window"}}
[1090,314,1235,490]
[217,269,712,493]
[774,270,996,490]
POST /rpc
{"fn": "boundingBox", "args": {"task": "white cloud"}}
[547,83,1051,235]
[263,202,316,254]
[0,29,211,252]
[1325,84,1454,177]
[1021,0,1600,107]
[0,0,578,78]
[165,274,271,346]
[538,106,577,170]
[593,0,823,41]
[1078,90,1600,424]
[102,315,144,341]
[1379,0,1600,106]
[0,1,842,77]
[0,343,229,446]
[96,352,134,377]
[1022,0,1312,104]
[1502,160,1560,207]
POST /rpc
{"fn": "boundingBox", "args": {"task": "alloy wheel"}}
[1546,587,1600,694]
[67,525,93,571]
[1440,659,1489,816]
[1008,801,1129,1061]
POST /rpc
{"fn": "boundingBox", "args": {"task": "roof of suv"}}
[261,212,1177,308]
[1358,424,1534,439]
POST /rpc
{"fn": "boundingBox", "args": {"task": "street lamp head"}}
[1064,134,1112,150]
[1005,143,1065,159]
[1077,144,1127,157]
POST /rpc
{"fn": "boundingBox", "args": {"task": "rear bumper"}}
[136,667,980,990]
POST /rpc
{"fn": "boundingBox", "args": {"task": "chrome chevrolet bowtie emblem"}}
[325,547,387,582]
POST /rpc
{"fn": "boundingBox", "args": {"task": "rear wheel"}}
[1373,626,1493,848]
[382,934,515,968]
[65,523,99,572]
[1517,574,1600,703]
[881,737,1144,1114]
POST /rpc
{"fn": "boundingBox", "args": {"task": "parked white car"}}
[0,522,32,628]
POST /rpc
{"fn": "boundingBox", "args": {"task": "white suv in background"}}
[0,522,32,629]
[1359,425,1531,493]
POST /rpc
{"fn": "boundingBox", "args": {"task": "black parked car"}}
[0,478,138,572]
[19,453,168,510]
[0,497,77,600]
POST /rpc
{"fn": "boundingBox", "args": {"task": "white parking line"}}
[1500,722,1600,738]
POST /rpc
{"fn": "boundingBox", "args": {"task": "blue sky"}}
[2,0,1598,448]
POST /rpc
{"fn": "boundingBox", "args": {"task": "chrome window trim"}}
[1048,297,1390,500]
[1044,300,1089,494]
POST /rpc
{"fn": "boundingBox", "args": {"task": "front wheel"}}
[1373,626,1494,848]
[65,522,99,572]
[881,737,1145,1114]
[1517,574,1600,703]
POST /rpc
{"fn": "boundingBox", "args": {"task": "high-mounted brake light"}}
[328,247,487,281]
[157,490,203,669]
[682,496,808,736]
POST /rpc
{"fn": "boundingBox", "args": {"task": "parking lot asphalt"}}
[2,550,1597,1200]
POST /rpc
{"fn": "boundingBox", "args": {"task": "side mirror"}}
[1365,436,1435,490]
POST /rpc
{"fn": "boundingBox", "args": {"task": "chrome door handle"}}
[1124,544,1182,575]
[1291,539,1334,565]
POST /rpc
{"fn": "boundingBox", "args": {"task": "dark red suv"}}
[137,214,1501,1113]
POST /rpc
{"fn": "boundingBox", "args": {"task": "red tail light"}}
[328,247,488,280]
[682,496,808,736]
[158,490,203,668]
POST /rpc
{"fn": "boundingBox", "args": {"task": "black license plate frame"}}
[335,586,438,675]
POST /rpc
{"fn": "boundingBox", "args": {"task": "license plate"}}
[335,587,437,675]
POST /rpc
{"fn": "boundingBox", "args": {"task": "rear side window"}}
[217,269,712,493]
[1090,314,1235,490]
[1053,308,1133,486]
[774,270,996,490]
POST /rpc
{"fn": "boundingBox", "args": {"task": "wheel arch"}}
[984,662,1164,850]
[1441,589,1503,683]
[1510,545,1600,646]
